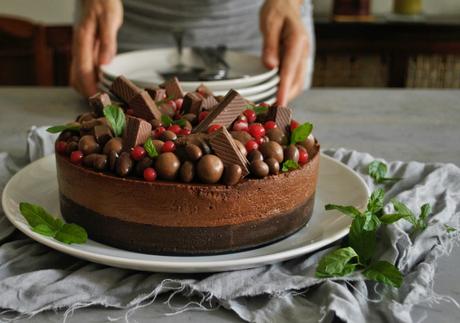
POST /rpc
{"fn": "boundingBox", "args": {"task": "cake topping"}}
[259,141,284,163]
[155,152,180,180]
[116,152,133,177]
[209,127,249,176]
[248,149,264,162]
[196,155,224,184]
[179,161,195,183]
[89,92,111,116]
[135,157,153,177]
[283,144,299,163]
[265,157,280,175]
[93,125,113,146]
[110,75,141,103]
[128,90,162,121]
[298,147,309,165]
[145,87,166,101]
[161,77,185,99]
[266,128,288,145]
[130,146,146,161]
[185,143,203,161]
[103,137,123,155]
[182,92,203,115]
[193,89,247,133]
[143,167,157,182]
[78,135,100,155]
[267,106,293,133]
[222,164,243,185]
[200,95,219,111]
[249,160,269,178]
[123,116,152,150]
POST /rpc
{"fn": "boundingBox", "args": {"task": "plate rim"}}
[2,153,369,272]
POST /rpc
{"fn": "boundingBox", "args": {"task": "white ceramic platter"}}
[100,48,278,91]
[2,154,368,273]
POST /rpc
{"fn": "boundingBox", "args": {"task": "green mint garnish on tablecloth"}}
[46,124,80,134]
[103,105,126,137]
[444,224,457,233]
[368,160,401,184]
[19,202,87,244]
[316,247,360,278]
[281,159,299,172]
[363,261,403,288]
[290,122,313,145]
[144,137,159,158]
[391,199,431,235]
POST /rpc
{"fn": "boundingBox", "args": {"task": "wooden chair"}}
[0,15,53,85]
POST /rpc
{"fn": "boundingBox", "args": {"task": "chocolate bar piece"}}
[161,77,184,99]
[209,127,249,176]
[88,92,111,117]
[200,95,219,111]
[193,89,247,133]
[122,116,152,150]
[196,84,213,97]
[93,125,113,146]
[110,76,141,103]
[145,87,166,101]
[182,92,203,115]
[128,90,162,121]
[267,106,293,133]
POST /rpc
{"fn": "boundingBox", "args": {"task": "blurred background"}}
[1,0,459,88]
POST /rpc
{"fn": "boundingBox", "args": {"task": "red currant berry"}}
[143,167,157,182]
[153,126,166,139]
[131,146,146,161]
[174,98,183,111]
[167,100,177,111]
[243,109,256,123]
[290,120,299,131]
[198,111,209,122]
[126,108,134,116]
[168,124,182,135]
[245,140,259,152]
[179,128,191,136]
[237,115,248,122]
[207,124,222,133]
[55,141,67,154]
[248,123,265,139]
[298,148,309,165]
[232,120,249,132]
[259,102,270,107]
[70,150,84,164]
[162,140,176,153]
[264,121,277,130]
[255,136,265,145]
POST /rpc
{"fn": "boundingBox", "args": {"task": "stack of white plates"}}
[99,48,278,104]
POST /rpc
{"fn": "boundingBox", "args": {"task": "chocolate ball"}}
[182,113,197,125]
[77,112,96,123]
[248,149,264,162]
[160,130,177,142]
[108,151,118,171]
[135,157,153,177]
[103,137,123,155]
[185,143,202,161]
[59,130,73,142]
[266,128,288,145]
[183,120,193,130]
[180,161,195,183]
[151,139,164,153]
[200,141,212,155]
[155,152,180,180]
[69,135,80,143]
[299,134,316,156]
[233,139,247,157]
[265,157,280,175]
[223,164,242,185]
[78,135,100,155]
[116,152,133,177]
[230,131,254,144]
[93,154,108,171]
[150,119,163,129]
[259,141,284,163]
[82,153,98,168]
[284,144,299,163]
[196,154,224,184]
[249,160,269,178]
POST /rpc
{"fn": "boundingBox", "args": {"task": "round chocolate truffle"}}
[155,152,180,180]
[223,164,242,185]
[103,137,123,155]
[284,145,299,163]
[180,161,195,183]
[266,128,288,145]
[248,150,264,162]
[78,135,100,155]
[151,139,164,153]
[196,155,224,184]
[233,139,247,157]
[185,144,202,161]
[249,160,269,178]
[230,131,254,144]
[259,141,284,163]
[135,157,153,177]
[160,130,177,142]
[116,152,133,177]
[265,157,280,175]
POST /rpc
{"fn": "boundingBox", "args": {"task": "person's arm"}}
[70,0,123,97]
[259,0,309,106]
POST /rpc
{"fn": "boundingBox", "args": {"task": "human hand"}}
[260,0,309,106]
[70,0,123,97]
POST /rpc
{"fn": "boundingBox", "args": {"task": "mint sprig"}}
[244,104,269,115]
[46,124,80,134]
[368,160,401,184]
[281,159,299,172]
[144,137,159,158]
[290,122,313,145]
[316,247,359,278]
[19,202,87,244]
[391,199,431,235]
[161,115,186,128]
[363,261,403,288]
[103,105,125,137]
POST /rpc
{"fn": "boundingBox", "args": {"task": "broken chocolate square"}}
[209,127,249,176]
[195,84,213,97]
[110,76,141,103]
[128,90,162,121]
[145,87,166,101]
[200,95,219,111]
[122,116,152,150]
[93,125,113,146]
[88,92,111,117]
[161,77,184,99]
[182,92,203,115]
[267,106,293,133]
[193,89,247,133]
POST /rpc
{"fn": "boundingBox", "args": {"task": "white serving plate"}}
[100,48,278,91]
[2,154,369,273]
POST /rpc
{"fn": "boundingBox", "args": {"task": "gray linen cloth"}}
[0,127,459,322]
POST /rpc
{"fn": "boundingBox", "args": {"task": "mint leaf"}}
[46,124,80,134]
[316,247,359,278]
[55,223,88,244]
[253,106,269,115]
[349,215,376,264]
[161,115,173,127]
[368,160,401,184]
[32,224,58,237]
[363,261,403,287]
[144,137,158,158]
[290,122,313,145]
[380,213,407,224]
[325,204,361,218]
[174,119,186,127]
[363,211,381,231]
[281,159,299,172]
[103,105,125,137]
[445,224,456,233]
[367,188,385,214]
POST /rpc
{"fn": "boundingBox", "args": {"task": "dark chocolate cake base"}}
[60,193,315,255]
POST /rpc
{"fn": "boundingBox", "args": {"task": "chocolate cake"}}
[54,77,320,255]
